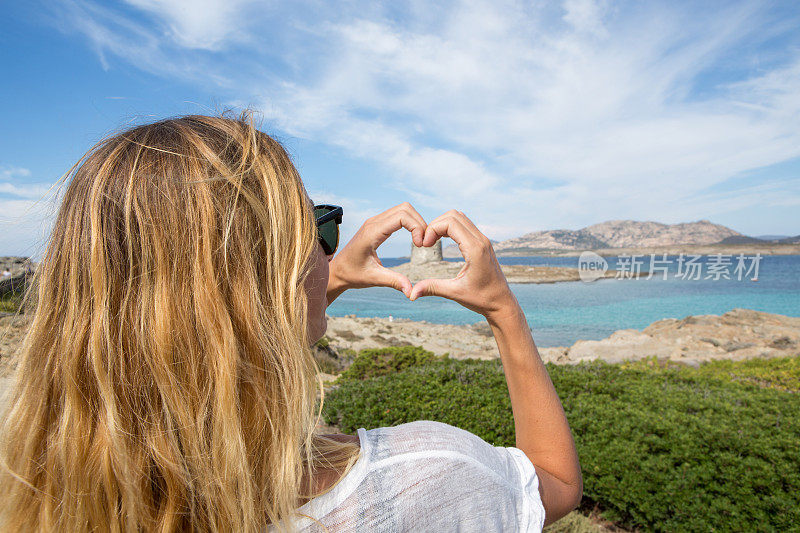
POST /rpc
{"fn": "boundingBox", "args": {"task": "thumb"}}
[377,268,413,298]
[409,278,457,301]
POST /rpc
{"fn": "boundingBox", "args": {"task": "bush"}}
[0,294,23,313]
[335,345,443,382]
[322,353,800,532]
[312,338,355,375]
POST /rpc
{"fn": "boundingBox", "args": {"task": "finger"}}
[371,205,427,248]
[452,210,487,243]
[384,212,425,248]
[421,214,482,254]
[409,277,458,301]
[380,202,428,246]
[421,210,465,245]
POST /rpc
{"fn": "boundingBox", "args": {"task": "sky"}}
[2,0,800,259]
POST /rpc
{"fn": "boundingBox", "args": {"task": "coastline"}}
[323,308,799,367]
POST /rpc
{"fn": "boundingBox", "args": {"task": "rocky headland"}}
[323,309,799,367]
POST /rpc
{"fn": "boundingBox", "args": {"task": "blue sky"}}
[2,0,800,258]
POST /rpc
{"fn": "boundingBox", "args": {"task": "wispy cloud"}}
[0,167,60,257]
[0,167,56,200]
[51,0,800,239]
[0,167,31,181]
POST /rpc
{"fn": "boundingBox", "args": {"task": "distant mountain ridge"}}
[579,220,741,249]
[444,220,746,256]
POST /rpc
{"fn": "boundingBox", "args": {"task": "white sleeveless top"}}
[271,420,546,532]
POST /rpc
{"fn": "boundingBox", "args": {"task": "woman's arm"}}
[486,302,583,526]
[326,202,427,306]
[408,210,582,527]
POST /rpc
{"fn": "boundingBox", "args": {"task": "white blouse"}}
[271,420,546,532]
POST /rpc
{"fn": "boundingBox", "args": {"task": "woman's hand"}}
[327,202,427,305]
[408,210,518,320]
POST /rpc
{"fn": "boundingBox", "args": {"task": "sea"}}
[326,254,800,347]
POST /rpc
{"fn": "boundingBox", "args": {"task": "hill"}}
[445,219,744,256]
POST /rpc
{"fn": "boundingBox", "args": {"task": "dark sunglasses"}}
[314,204,343,255]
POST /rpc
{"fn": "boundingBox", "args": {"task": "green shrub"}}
[622,355,800,392]
[336,345,443,382]
[0,294,23,313]
[323,353,800,532]
[315,336,331,349]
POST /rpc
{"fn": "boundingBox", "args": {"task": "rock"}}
[324,315,499,360]
[771,336,794,349]
[568,330,675,362]
[723,341,755,352]
[469,322,494,338]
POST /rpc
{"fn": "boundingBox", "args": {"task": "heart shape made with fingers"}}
[331,206,491,311]
[330,203,430,299]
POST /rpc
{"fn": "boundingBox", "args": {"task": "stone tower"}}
[410,240,443,264]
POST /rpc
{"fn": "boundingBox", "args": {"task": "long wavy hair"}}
[0,112,360,531]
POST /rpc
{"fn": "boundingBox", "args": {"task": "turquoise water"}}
[327,255,800,347]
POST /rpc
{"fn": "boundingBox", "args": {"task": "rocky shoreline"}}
[2,309,798,381]
[324,308,799,367]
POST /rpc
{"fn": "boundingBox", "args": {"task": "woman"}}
[0,112,581,531]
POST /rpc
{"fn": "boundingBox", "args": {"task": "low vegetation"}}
[312,336,356,375]
[322,349,800,531]
[0,294,23,314]
[336,345,444,382]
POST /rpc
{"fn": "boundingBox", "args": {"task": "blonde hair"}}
[0,112,360,531]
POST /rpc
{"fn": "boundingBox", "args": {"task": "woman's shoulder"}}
[364,420,502,462]
[390,420,487,441]
[372,419,471,438]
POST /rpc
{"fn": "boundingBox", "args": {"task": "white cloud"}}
[0,198,58,259]
[0,167,60,257]
[123,0,261,50]
[0,167,58,200]
[251,1,800,235]
[55,0,800,242]
[563,0,608,37]
[0,167,31,180]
